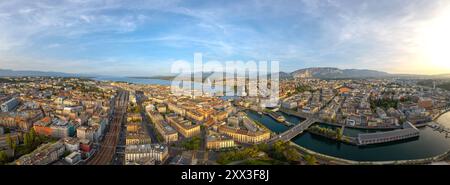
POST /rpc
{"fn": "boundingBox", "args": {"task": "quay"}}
[304,122,420,146]
[280,107,402,130]
[356,122,420,145]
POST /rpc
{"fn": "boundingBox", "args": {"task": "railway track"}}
[87,90,129,165]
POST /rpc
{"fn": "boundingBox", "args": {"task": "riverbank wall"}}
[290,141,450,165]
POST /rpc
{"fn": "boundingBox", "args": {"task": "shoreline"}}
[306,128,357,145]
[433,108,450,121]
[290,141,450,165]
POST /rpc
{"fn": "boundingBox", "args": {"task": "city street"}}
[135,91,159,144]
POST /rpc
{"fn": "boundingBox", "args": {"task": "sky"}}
[0,0,450,76]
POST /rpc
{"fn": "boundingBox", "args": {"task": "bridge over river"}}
[267,117,318,145]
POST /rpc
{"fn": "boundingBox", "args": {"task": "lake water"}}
[93,76,173,86]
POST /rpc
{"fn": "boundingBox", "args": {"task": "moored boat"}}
[267,111,286,122]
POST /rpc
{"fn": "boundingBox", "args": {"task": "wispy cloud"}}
[0,0,449,75]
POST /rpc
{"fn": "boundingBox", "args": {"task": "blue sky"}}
[0,0,450,76]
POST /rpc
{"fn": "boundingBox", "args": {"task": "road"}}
[135,91,159,143]
[197,125,209,164]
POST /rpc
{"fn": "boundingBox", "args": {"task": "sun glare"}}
[419,6,450,73]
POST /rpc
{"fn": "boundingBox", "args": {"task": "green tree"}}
[24,133,30,147]
[257,143,270,152]
[0,151,8,164]
[34,135,42,146]
[30,128,36,145]
[23,133,29,147]
[271,141,287,160]
[181,137,201,150]
[304,154,317,165]
[133,106,140,113]
[6,134,16,157]
[295,85,312,93]
[217,146,262,164]
[273,141,287,152]
[336,128,343,140]
[284,148,301,162]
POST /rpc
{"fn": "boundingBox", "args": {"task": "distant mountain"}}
[3,67,449,80]
[0,69,87,77]
[290,67,390,79]
[431,73,450,79]
[278,72,294,80]
[132,71,295,81]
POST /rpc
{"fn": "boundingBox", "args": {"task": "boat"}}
[284,121,295,127]
[267,111,286,123]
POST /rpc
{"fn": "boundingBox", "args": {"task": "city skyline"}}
[4,2,450,182]
[1,0,450,76]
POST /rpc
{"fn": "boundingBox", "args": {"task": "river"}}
[247,110,450,161]
[92,76,450,162]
